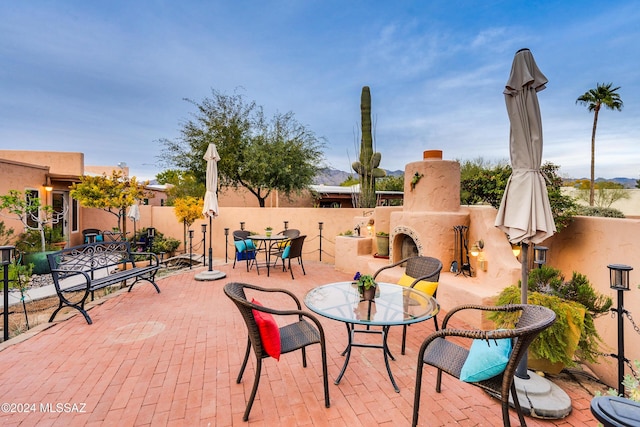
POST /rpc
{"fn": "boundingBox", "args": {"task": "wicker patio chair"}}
[268,228,300,260]
[372,256,443,354]
[271,235,307,279]
[232,230,258,273]
[412,304,556,427]
[223,282,330,421]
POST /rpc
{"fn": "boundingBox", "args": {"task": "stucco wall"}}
[0,150,83,176]
[546,215,640,388]
[80,205,361,266]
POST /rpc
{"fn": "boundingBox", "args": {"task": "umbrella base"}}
[511,370,572,419]
[194,270,226,281]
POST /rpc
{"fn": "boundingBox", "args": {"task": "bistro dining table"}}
[304,281,439,392]
[249,234,288,276]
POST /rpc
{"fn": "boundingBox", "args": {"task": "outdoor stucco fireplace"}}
[389,150,469,266]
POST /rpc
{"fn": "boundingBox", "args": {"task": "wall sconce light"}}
[533,246,548,268]
[43,176,53,192]
[470,240,483,257]
[366,219,374,237]
[470,240,486,271]
[511,243,521,257]
[609,264,632,291]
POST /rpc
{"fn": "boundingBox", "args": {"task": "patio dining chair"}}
[372,256,442,354]
[412,303,556,427]
[223,282,330,421]
[271,235,306,279]
[232,230,258,273]
[268,228,300,255]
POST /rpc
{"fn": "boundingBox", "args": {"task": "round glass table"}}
[304,281,439,392]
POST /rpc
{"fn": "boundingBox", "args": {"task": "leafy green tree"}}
[576,83,623,206]
[376,175,404,191]
[0,190,61,252]
[575,181,629,209]
[339,175,359,187]
[460,159,511,208]
[460,159,577,232]
[156,169,205,205]
[70,171,151,236]
[159,89,325,207]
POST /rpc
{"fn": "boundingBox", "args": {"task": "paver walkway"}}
[0,261,603,426]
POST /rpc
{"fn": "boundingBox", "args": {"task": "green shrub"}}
[492,266,612,366]
[576,205,625,218]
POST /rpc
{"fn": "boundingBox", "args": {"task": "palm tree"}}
[576,83,623,206]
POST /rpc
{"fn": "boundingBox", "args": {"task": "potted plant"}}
[376,231,389,257]
[491,265,612,373]
[45,226,66,250]
[354,272,377,301]
[265,226,273,237]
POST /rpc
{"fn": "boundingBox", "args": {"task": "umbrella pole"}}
[208,216,213,272]
[516,242,530,379]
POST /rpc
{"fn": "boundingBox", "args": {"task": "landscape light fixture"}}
[608,263,633,396]
[224,228,229,263]
[283,221,289,230]
[188,230,194,269]
[534,246,548,268]
[240,222,245,231]
[201,224,207,266]
[1,245,15,341]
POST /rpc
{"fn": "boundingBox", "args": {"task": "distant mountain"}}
[314,168,404,186]
[566,177,638,189]
[599,177,637,189]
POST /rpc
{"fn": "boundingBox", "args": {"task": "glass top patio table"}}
[250,234,288,277]
[304,281,439,392]
[304,281,439,326]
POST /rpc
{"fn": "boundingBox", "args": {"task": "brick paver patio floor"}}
[0,261,603,426]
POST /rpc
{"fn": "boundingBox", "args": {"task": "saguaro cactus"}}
[352,86,386,208]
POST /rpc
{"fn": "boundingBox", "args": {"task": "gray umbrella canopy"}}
[494,50,572,414]
[202,143,220,218]
[495,48,556,245]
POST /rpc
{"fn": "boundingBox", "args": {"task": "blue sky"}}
[1,1,638,181]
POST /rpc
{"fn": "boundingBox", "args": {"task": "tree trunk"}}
[589,107,600,206]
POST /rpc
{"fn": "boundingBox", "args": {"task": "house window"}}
[25,189,39,228]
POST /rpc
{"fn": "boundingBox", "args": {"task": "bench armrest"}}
[50,269,92,292]
[130,251,160,267]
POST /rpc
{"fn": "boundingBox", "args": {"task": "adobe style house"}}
[0,150,167,246]
[0,150,85,246]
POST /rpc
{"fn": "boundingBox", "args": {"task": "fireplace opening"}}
[401,235,419,259]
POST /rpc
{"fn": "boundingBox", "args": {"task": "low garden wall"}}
[81,204,640,390]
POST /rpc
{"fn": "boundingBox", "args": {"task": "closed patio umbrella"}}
[127,204,140,240]
[195,143,226,281]
[495,48,569,418]
[495,48,555,247]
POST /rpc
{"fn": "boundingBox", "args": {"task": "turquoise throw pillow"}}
[460,336,512,382]
[234,239,255,252]
[282,245,291,259]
